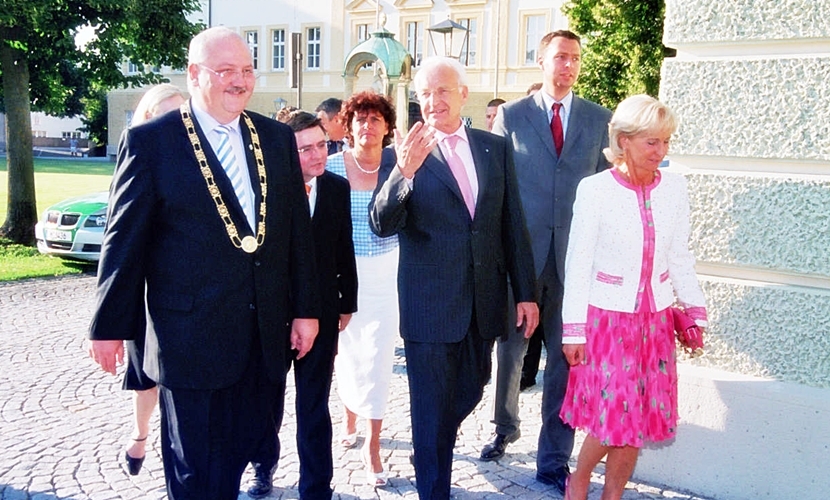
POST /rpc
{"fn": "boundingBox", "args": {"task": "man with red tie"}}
[489,30,612,493]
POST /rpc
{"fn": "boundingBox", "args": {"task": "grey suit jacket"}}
[369,128,536,344]
[492,92,611,285]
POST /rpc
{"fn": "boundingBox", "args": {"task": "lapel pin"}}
[248,144,253,150]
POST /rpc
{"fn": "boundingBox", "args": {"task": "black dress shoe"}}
[247,465,274,498]
[479,430,521,462]
[519,378,536,391]
[536,465,570,495]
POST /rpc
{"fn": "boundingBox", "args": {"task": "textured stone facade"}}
[660,0,830,391]
[687,173,830,276]
[648,4,830,499]
[661,58,830,160]
[664,0,830,42]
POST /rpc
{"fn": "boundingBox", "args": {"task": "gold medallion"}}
[241,235,258,253]
[180,102,268,253]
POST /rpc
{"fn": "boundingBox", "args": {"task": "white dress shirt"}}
[189,101,256,229]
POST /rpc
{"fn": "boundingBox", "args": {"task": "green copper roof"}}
[343,27,411,79]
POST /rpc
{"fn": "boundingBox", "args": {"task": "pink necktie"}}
[444,135,475,217]
[551,102,563,157]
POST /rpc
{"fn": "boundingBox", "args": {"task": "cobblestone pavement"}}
[0,274,714,500]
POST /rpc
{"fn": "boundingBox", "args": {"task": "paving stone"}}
[0,275,715,500]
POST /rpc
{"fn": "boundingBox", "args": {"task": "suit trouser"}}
[492,288,529,436]
[405,322,493,500]
[157,345,277,500]
[536,273,576,476]
[251,327,338,500]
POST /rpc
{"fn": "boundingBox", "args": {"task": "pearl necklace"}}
[351,150,381,174]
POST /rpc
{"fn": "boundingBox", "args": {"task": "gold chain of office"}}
[180,102,267,253]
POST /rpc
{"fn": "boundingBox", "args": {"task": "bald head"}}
[186,26,255,123]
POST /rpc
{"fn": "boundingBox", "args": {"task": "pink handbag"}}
[671,307,704,354]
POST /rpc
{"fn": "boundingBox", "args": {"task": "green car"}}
[34,192,108,262]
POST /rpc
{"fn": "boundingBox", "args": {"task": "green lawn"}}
[0,157,112,281]
[0,158,113,221]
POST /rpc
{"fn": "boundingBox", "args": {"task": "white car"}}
[34,191,108,262]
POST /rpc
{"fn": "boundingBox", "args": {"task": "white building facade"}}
[107,0,567,151]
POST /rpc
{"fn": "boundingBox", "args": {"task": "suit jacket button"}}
[249,303,256,310]
[254,260,261,266]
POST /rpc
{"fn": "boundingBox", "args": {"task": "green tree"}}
[79,85,109,154]
[0,0,202,244]
[564,0,670,109]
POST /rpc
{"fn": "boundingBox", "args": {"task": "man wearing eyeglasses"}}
[370,56,539,499]
[88,27,320,500]
[247,111,357,499]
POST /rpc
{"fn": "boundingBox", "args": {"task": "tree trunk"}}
[0,27,37,245]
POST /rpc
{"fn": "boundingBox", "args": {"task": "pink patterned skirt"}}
[560,306,678,447]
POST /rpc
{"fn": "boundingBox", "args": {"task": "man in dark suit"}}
[316,97,347,155]
[490,30,612,493]
[87,27,320,500]
[370,56,539,500]
[247,111,358,500]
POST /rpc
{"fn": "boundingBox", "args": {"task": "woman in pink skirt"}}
[559,94,708,500]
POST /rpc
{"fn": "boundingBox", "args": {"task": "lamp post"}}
[274,97,287,111]
[426,19,469,60]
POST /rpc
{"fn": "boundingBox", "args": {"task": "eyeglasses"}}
[297,141,328,155]
[416,87,458,102]
[199,65,257,82]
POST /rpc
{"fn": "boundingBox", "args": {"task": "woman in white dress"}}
[326,91,399,487]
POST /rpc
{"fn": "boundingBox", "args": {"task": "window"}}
[458,18,477,66]
[307,27,321,69]
[127,61,140,74]
[525,15,546,64]
[356,24,373,69]
[406,21,424,67]
[272,29,286,70]
[245,30,259,70]
[61,131,81,139]
[357,23,371,43]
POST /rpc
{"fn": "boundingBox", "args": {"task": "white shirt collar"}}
[189,99,241,134]
[433,123,469,144]
[540,90,574,116]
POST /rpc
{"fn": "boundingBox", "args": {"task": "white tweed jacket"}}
[561,168,708,344]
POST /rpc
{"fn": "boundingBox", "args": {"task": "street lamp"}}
[426,19,469,60]
[274,97,287,111]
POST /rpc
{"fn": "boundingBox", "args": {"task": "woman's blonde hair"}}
[132,84,186,126]
[603,94,678,164]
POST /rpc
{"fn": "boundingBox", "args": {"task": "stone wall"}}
[638,1,830,499]
[660,0,830,389]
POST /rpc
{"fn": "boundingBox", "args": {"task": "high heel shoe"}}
[361,449,388,488]
[124,436,147,476]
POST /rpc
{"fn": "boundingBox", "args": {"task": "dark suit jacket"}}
[492,92,611,285]
[89,106,320,390]
[369,128,536,344]
[311,171,358,339]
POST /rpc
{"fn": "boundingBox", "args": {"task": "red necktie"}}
[551,102,563,157]
[444,135,476,217]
